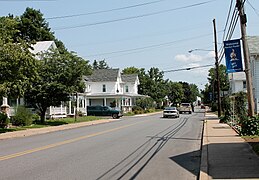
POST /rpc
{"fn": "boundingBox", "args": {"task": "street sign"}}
[224,39,243,73]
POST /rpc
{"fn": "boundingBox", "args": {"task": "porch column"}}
[104,98,107,106]
[69,101,72,115]
[76,94,79,112]
[61,104,63,115]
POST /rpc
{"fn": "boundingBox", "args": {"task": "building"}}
[228,36,259,113]
[1,41,146,117]
[228,72,247,94]
[248,36,259,113]
[84,69,145,113]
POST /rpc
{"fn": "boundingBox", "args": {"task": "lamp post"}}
[188,47,221,117]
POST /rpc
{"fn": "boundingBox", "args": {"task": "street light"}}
[188,49,213,53]
[189,47,221,117]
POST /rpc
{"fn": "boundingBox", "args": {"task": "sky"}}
[1,0,259,90]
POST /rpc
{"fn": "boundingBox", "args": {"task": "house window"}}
[125,85,129,93]
[243,81,246,89]
[102,84,106,92]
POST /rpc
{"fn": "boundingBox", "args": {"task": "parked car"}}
[163,107,179,118]
[178,103,192,114]
[87,105,123,119]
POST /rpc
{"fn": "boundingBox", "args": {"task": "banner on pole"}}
[224,39,243,73]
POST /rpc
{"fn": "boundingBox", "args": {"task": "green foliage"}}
[122,67,140,74]
[24,50,92,123]
[202,65,230,105]
[179,82,199,103]
[211,102,218,112]
[32,113,40,122]
[12,106,33,126]
[136,97,155,110]
[167,82,184,104]
[18,7,54,42]
[234,92,247,123]
[0,112,10,128]
[221,96,231,117]
[93,59,110,69]
[132,106,144,114]
[240,116,259,136]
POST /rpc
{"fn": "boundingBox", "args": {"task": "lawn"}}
[0,116,102,134]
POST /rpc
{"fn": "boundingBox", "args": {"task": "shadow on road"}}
[96,117,189,180]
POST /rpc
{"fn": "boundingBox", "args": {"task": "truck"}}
[178,103,192,114]
[87,105,123,119]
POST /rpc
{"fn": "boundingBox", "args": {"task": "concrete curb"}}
[0,119,116,140]
[0,111,163,140]
[199,119,209,180]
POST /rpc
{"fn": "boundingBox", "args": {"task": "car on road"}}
[178,103,192,114]
[87,105,123,119]
[163,107,179,118]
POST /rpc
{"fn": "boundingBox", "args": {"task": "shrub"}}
[211,102,218,112]
[132,106,144,114]
[136,97,155,110]
[12,106,33,126]
[240,116,259,136]
[32,114,40,123]
[0,112,10,128]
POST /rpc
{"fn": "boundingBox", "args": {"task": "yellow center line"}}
[0,121,144,161]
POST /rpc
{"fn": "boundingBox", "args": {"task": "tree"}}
[122,66,140,74]
[18,7,54,42]
[139,67,168,107]
[179,82,199,103]
[167,82,184,105]
[208,64,229,91]
[0,17,39,98]
[92,59,110,69]
[24,50,92,123]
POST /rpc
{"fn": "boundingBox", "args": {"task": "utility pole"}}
[213,19,221,117]
[236,0,255,116]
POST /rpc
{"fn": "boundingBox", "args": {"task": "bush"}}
[132,106,144,114]
[0,112,10,128]
[12,106,33,126]
[136,97,155,110]
[240,116,259,136]
[32,114,40,123]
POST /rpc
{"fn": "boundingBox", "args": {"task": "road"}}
[0,109,205,180]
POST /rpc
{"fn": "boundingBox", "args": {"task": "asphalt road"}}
[0,109,205,180]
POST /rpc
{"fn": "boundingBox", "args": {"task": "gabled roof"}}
[247,36,259,55]
[30,41,57,55]
[121,74,138,83]
[85,69,120,82]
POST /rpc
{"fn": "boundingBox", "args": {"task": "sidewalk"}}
[200,112,259,180]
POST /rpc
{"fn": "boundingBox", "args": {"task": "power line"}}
[247,0,259,17]
[222,0,234,42]
[54,0,216,30]
[163,64,213,73]
[84,32,214,58]
[46,0,166,20]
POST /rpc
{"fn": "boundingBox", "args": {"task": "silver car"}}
[163,107,179,118]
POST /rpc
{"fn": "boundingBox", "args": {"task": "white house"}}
[1,41,81,118]
[1,41,146,118]
[247,36,259,113]
[228,72,247,94]
[228,36,259,113]
[84,69,145,113]
[1,41,60,117]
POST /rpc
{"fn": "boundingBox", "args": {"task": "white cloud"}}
[175,54,203,62]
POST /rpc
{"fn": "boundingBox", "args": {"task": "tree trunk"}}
[40,107,47,124]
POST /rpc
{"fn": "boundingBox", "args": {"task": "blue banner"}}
[224,39,243,73]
